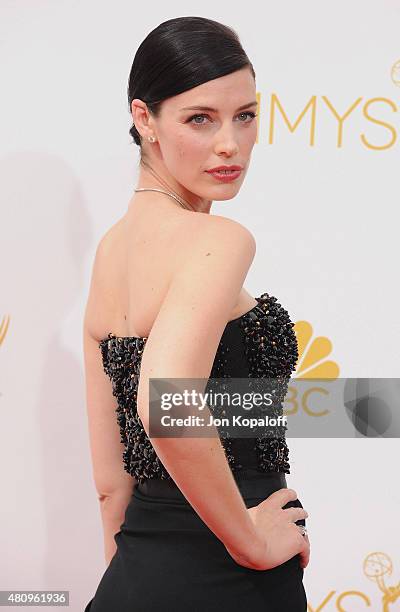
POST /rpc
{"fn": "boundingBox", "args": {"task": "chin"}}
[212,182,243,198]
[209,190,241,202]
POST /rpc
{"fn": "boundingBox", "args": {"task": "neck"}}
[136,157,212,214]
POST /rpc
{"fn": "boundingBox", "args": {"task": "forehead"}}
[163,67,256,111]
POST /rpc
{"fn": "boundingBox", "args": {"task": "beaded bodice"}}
[99,292,299,484]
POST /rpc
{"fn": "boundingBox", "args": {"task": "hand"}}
[228,488,310,571]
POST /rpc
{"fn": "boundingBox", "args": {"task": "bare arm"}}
[83,249,136,566]
[97,488,133,566]
[136,216,265,568]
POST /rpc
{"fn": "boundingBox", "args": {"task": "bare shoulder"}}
[190,211,255,241]
[94,217,123,258]
[83,219,124,334]
[88,216,125,282]
[178,211,256,258]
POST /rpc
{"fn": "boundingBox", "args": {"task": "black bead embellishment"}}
[98,292,299,483]
[99,333,171,483]
[237,292,299,474]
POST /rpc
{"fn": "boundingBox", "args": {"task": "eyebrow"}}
[180,101,258,112]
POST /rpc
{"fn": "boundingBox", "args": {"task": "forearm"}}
[98,488,132,566]
[139,408,264,568]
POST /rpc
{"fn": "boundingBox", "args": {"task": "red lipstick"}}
[206,164,243,183]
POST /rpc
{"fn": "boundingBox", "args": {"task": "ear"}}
[130,99,156,142]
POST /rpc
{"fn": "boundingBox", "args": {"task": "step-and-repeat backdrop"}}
[1,2,398,610]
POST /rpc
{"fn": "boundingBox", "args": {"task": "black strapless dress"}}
[84,292,307,612]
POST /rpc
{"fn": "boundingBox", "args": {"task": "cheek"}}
[176,131,205,160]
[160,131,204,181]
[240,125,258,150]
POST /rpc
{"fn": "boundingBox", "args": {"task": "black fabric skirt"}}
[84,469,307,611]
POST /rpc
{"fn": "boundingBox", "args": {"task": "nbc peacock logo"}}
[292,320,339,380]
[283,320,340,420]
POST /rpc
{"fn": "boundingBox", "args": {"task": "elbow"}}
[96,487,136,514]
[97,492,112,512]
[97,492,110,503]
[94,478,138,504]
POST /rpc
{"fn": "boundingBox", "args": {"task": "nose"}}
[213,123,240,157]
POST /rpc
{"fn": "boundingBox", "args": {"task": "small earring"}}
[148,136,156,143]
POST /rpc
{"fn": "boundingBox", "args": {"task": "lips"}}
[209,169,239,175]
[206,165,242,173]
[206,167,242,182]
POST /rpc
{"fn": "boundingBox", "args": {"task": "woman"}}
[83,16,310,611]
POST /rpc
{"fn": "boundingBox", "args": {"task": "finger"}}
[282,507,308,522]
[289,521,308,543]
[264,488,298,509]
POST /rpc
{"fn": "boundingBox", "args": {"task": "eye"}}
[186,111,258,126]
[186,114,210,125]
[237,111,257,122]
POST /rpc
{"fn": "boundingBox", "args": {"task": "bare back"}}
[84,197,258,343]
